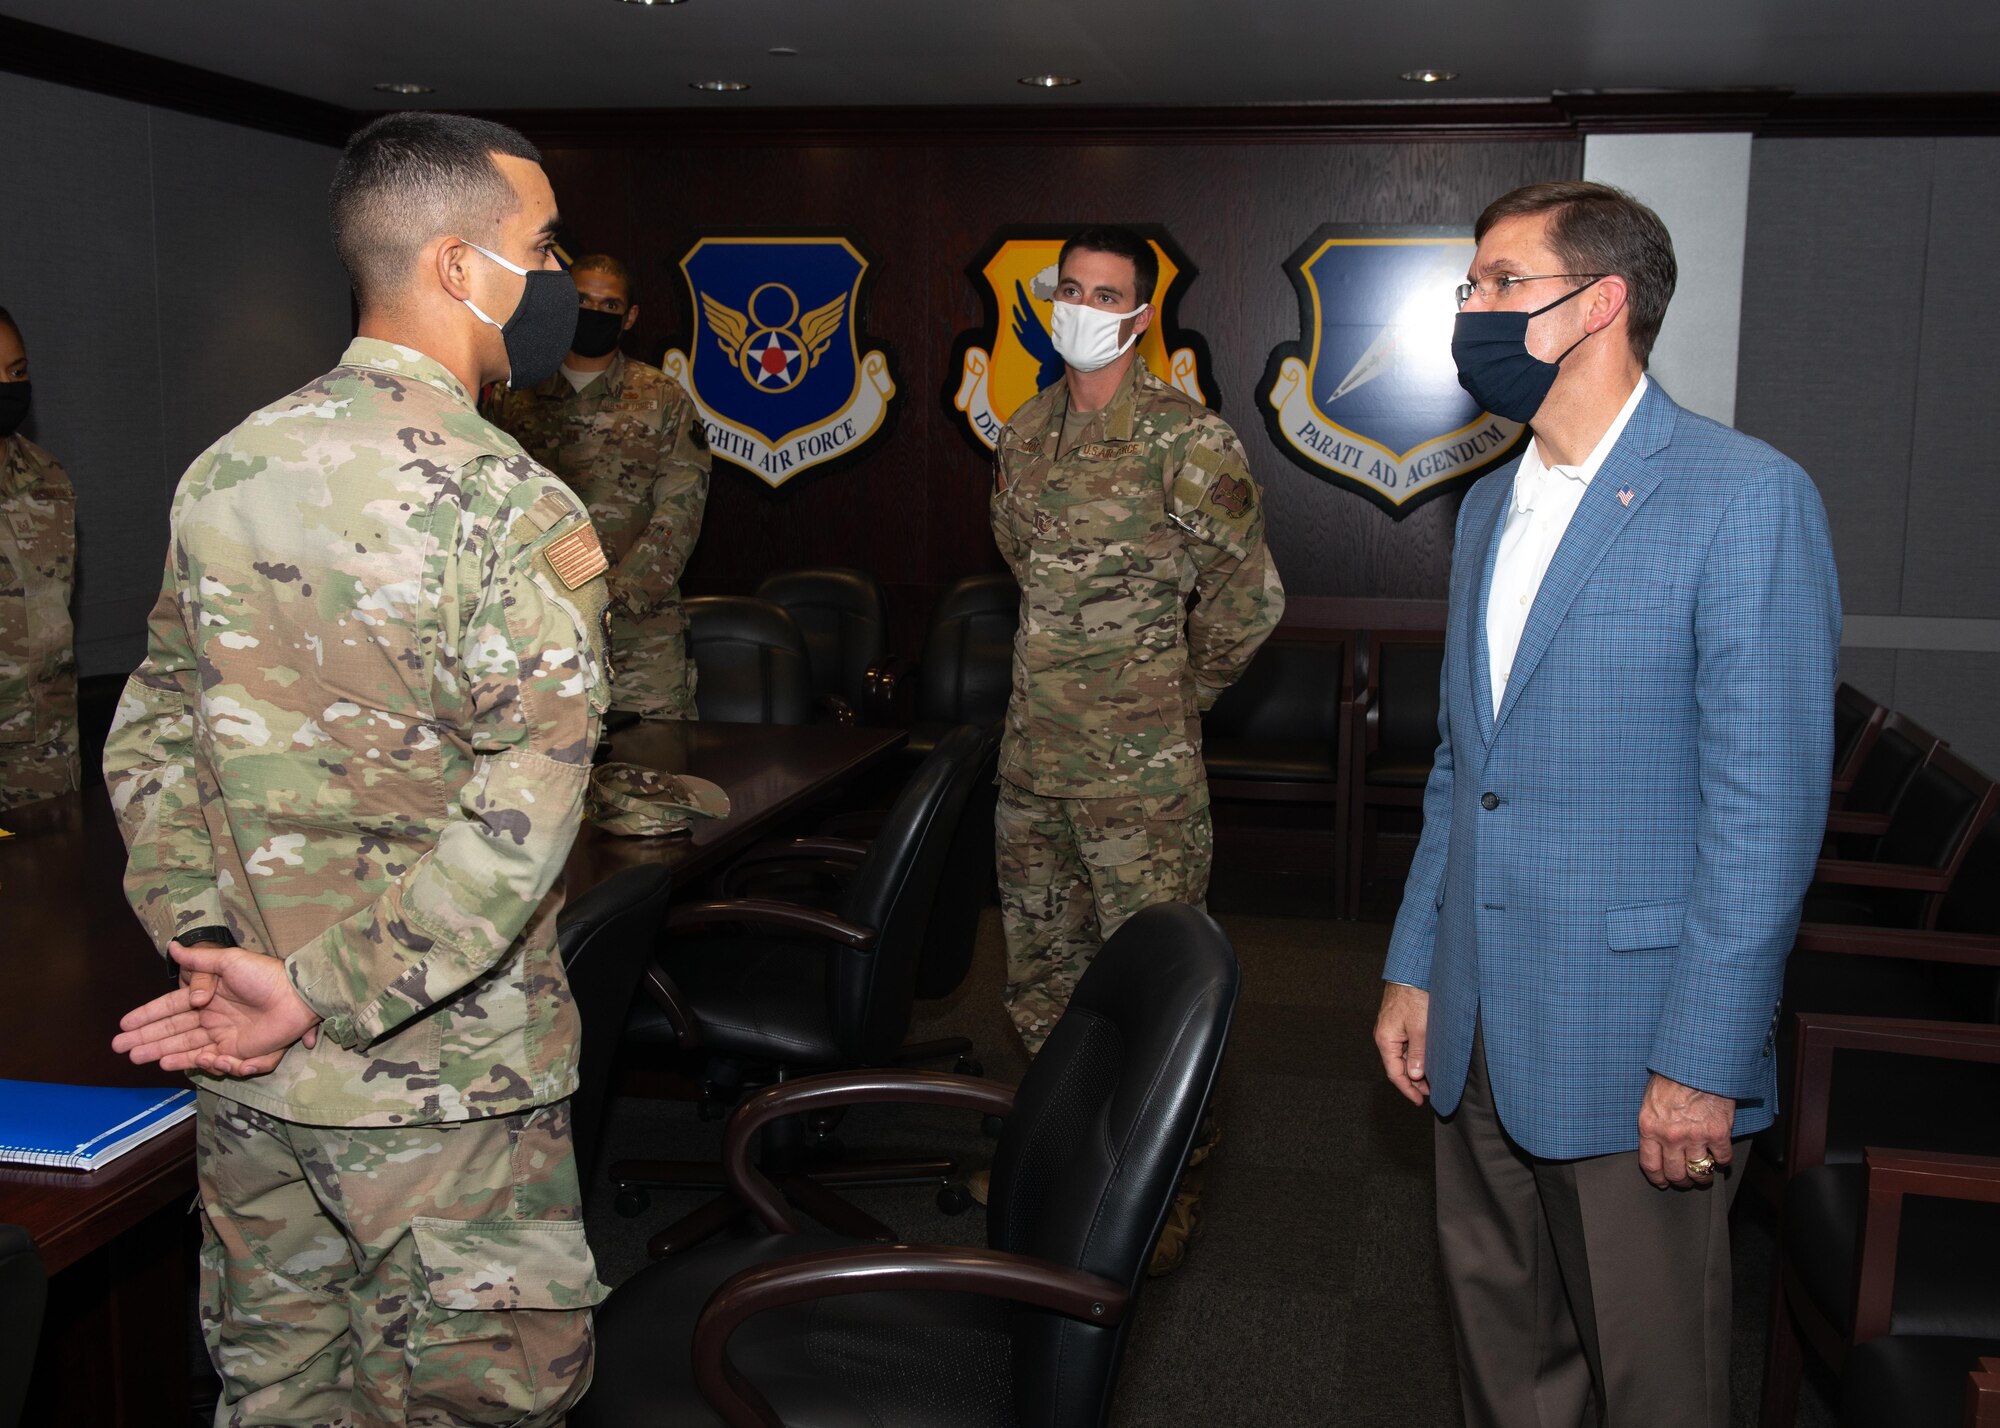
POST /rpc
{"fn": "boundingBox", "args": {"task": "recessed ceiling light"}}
[372,82,435,95]
[1019,74,1082,88]
[1399,69,1459,83]
[618,0,687,6]
[690,79,751,92]
[768,46,799,57]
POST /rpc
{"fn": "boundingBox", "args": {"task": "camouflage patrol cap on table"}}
[587,762,731,837]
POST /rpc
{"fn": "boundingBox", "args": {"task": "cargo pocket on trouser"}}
[406,1216,610,1428]
[1079,790,1210,935]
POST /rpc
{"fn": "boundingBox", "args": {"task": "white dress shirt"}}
[1485,376,1649,717]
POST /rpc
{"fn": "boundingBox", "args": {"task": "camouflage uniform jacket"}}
[0,433,79,802]
[991,360,1285,800]
[104,339,612,1128]
[484,352,709,713]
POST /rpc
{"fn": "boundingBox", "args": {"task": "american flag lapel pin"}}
[1618,485,1634,507]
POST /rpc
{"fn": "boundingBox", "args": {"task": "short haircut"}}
[1474,181,1678,365]
[1058,226,1159,307]
[329,111,543,307]
[570,253,633,302]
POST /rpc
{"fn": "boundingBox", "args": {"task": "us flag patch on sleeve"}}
[544,521,609,590]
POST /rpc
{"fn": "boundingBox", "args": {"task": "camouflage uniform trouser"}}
[610,628,697,722]
[0,733,80,811]
[996,779,1213,1056]
[195,1091,606,1428]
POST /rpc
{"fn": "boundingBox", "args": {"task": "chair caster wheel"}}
[954,1057,984,1078]
[981,1115,1005,1140]
[613,1187,650,1218]
[937,1184,972,1216]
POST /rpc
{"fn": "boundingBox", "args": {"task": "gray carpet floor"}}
[582,899,1842,1427]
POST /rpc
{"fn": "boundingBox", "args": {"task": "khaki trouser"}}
[195,1091,606,1428]
[995,778,1212,1055]
[1435,1025,1745,1428]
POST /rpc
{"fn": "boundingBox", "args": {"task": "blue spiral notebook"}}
[0,1081,197,1170]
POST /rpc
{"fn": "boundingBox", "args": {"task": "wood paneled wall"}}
[533,136,1582,654]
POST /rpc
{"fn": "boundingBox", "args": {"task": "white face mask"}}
[1049,298,1149,374]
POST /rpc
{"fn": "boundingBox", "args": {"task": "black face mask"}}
[0,381,29,439]
[1450,279,1602,423]
[460,240,580,388]
[570,308,626,361]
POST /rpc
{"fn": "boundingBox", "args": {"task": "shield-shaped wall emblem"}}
[661,235,897,488]
[946,226,1217,452]
[1260,226,1527,517]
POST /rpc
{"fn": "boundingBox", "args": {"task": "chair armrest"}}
[1793,924,2000,967]
[643,964,698,1046]
[1825,809,1891,837]
[816,693,857,726]
[1971,1356,2000,1426]
[692,1243,1128,1428]
[715,836,872,897]
[1811,858,1953,893]
[816,807,888,840]
[721,1069,1017,1232]
[665,898,877,949]
[1852,1147,2000,1345]
[1788,1014,2000,1177]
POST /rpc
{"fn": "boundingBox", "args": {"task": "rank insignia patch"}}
[662,236,898,488]
[1259,226,1528,517]
[947,226,1218,453]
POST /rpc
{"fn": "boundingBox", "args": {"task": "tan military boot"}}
[1147,1110,1220,1277]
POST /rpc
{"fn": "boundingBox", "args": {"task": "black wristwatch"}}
[178,925,233,947]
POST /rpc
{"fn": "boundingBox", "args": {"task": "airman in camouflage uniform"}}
[991,241,1285,1057]
[107,114,610,1428]
[485,254,711,721]
[0,311,81,810]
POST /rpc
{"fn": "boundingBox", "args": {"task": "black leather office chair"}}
[1347,634,1444,917]
[1753,816,2000,1196]
[752,568,889,725]
[559,864,673,1187]
[1200,635,1352,908]
[1201,638,1349,791]
[1838,1333,2000,1427]
[0,1225,46,1428]
[573,901,1240,1428]
[686,596,814,725]
[879,573,1017,760]
[1807,747,1999,931]
[1760,1011,2000,1428]
[1831,682,1887,800]
[612,725,994,1255]
[1826,712,1942,858]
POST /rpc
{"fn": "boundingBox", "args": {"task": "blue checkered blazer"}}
[1382,381,1841,1160]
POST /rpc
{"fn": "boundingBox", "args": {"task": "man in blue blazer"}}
[1374,182,1839,1427]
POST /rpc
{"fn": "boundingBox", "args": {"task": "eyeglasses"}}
[1454,273,1608,310]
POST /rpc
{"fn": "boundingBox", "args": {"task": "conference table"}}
[0,718,907,1426]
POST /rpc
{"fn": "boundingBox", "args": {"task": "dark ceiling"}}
[1,0,1994,112]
